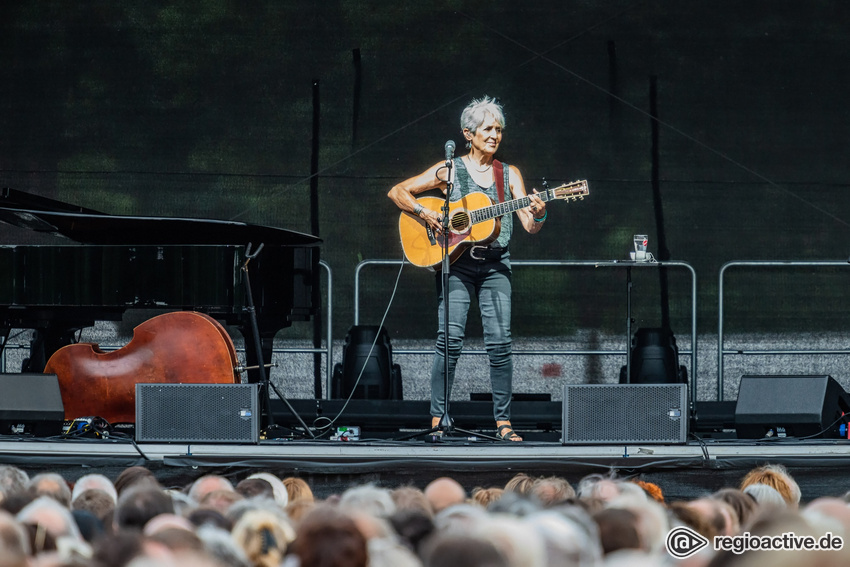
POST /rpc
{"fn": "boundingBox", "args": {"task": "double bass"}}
[44,311,239,424]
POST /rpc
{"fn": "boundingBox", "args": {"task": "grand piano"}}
[0,188,321,383]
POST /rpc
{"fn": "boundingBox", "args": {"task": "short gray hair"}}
[0,466,29,497]
[72,473,117,504]
[460,96,505,135]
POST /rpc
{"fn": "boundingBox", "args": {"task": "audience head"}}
[803,497,850,537]
[187,507,232,532]
[525,509,603,566]
[391,486,434,517]
[115,485,174,531]
[530,476,575,507]
[504,472,535,496]
[283,476,315,504]
[231,509,295,567]
[669,499,719,540]
[188,475,235,505]
[592,507,642,555]
[740,463,801,507]
[0,466,29,501]
[196,523,251,567]
[713,487,760,529]
[72,508,106,543]
[743,483,787,509]
[285,498,316,524]
[72,488,116,524]
[145,525,206,556]
[27,473,72,507]
[367,536,424,567]
[246,473,289,508]
[16,495,83,544]
[0,509,30,565]
[388,508,435,555]
[471,486,504,509]
[72,473,117,504]
[681,497,735,539]
[235,478,274,501]
[486,491,542,517]
[199,489,244,515]
[474,514,547,567]
[290,505,368,567]
[113,466,158,497]
[339,483,396,519]
[576,473,622,503]
[421,532,509,567]
[632,480,664,503]
[433,503,489,533]
[424,477,466,514]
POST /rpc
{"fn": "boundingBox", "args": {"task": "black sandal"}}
[496,424,523,442]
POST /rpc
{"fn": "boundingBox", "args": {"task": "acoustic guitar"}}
[399,180,588,268]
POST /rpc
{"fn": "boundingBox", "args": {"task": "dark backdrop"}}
[3,1,850,342]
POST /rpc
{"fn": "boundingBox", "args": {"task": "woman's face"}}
[465,113,502,156]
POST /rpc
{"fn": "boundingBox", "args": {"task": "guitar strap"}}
[492,160,505,203]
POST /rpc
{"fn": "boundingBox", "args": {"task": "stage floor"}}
[3,434,850,503]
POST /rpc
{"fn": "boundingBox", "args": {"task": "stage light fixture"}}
[620,327,687,385]
[332,325,403,400]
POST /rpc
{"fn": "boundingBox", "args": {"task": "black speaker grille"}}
[136,384,258,443]
[562,384,688,444]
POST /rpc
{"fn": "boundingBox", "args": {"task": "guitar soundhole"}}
[450,211,470,232]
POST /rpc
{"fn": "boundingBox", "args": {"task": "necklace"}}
[466,157,492,173]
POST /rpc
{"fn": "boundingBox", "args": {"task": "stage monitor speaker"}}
[562,383,688,444]
[331,325,402,400]
[734,375,850,439]
[136,383,259,443]
[0,373,64,437]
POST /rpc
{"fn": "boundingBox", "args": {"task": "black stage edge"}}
[2,435,850,502]
[1,399,849,502]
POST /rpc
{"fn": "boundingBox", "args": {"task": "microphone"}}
[444,140,456,163]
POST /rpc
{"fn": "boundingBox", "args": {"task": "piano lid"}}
[0,188,321,247]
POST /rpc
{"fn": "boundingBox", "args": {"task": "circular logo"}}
[666,526,709,559]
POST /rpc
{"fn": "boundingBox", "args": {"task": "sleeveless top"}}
[450,157,513,249]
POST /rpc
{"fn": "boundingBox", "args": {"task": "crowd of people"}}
[0,462,848,566]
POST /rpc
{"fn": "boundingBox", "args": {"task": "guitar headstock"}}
[551,180,589,201]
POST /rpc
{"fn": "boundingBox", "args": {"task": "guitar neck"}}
[470,190,554,224]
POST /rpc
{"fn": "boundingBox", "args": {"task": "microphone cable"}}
[310,254,407,439]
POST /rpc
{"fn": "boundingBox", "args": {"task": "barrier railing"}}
[717,260,850,401]
[355,258,698,406]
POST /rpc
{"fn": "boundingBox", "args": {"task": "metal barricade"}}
[354,259,698,406]
[717,260,850,401]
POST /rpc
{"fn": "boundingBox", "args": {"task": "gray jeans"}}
[430,249,513,422]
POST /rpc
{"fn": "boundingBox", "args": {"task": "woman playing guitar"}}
[387,96,549,442]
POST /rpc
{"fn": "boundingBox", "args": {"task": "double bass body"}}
[44,311,239,424]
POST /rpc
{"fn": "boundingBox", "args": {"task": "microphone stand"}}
[398,144,500,443]
[242,243,315,439]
